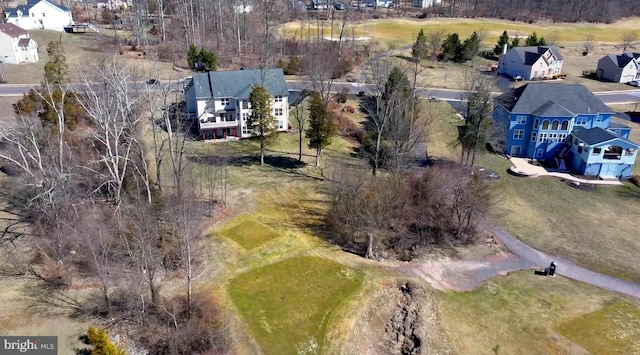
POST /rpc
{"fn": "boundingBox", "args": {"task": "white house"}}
[4,0,74,31]
[0,23,39,64]
[413,0,441,8]
[498,46,563,80]
[596,54,640,83]
[184,69,290,140]
[96,0,128,10]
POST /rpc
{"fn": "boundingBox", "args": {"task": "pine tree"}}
[43,41,69,86]
[463,31,481,61]
[494,30,510,55]
[306,91,336,167]
[412,29,428,63]
[442,33,463,62]
[248,85,278,165]
[525,31,546,46]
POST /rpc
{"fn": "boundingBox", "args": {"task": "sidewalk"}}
[509,157,623,186]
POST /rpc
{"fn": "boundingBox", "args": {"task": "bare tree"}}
[545,31,561,46]
[459,70,495,169]
[622,31,638,52]
[426,28,447,63]
[78,56,144,207]
[582,32,595,55]
[292,95,307,162]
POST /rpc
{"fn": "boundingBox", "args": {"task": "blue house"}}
[494,83,639,179]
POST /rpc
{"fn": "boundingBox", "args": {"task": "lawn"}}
[557,301,640,353]
[437,271,640,354]
[218,215,281,250]
[228,256,364,354]
[6,30,175,85]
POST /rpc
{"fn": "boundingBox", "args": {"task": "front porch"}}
[199,127,241,141]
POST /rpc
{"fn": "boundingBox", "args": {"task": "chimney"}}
[503,43,508,55]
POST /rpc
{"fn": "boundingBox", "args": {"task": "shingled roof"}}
[187,69,288,100]
[571,127,640,147]
[496,83,612,116]
[510,46,563,66]
[0,23,28,37]
[4,0,70,17]
[600,54,635,68]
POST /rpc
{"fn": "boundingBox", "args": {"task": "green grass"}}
[437,271,640,354]
[556,302,640,354]
[218,215,281,250]
[228,256,363,354]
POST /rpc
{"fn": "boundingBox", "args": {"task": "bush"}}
[83,327,126,355]
[333,112,365,143]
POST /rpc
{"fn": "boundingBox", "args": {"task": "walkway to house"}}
[508,157,623,185]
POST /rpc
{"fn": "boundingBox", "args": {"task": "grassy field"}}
[228,256,363,354]
[438,271,640,354]
[218,215,281,250]
[282,17,640,49]
[5,30,175,84]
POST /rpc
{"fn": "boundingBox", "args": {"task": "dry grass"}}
[5,30,175,85]
[437,271,640,354]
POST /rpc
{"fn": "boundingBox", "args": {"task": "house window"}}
[242,112,250,121]
[536,149,544,158]
[552,121,559,130]
[513,129,524,139]
[539,133,548,142]
[531,132,537,142]
[561,121,569,130]
[277,120,284,129]
[559,133,567,142]
[31,13,34,17]
[516,116,527,124]
[220,98,230,107]
[549,133,557,141]
[42,13,45,17]
[533,118,539,129]
[242,100,248,109]
[575,117,587,125]
[274,108,283,116]
[578,146,583,154]
[595,115,603,123]
[274,95,283,103]
[242,126,248,135]
[542,120,550,130]
[626,148,635,156]
[593,147,602,154]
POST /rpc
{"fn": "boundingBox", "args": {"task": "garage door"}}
[600,164,617,178]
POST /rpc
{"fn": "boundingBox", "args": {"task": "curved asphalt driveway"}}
[484,220,640,299]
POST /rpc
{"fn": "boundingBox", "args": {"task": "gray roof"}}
[4,0,70,16]
[623,52,640,60]
[601,54,634,68]
[496,83,612,116]
[531,100,574,117]
[572,127,638,146]
[187,69,288,100]
[510,46,563,65]
[609,119,630,129]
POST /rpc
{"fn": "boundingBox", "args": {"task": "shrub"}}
[84,327,126,355]
[333,112,365,143]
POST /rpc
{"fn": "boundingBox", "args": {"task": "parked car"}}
[512,75,524,81]
[628,80,640,87]
[146,78,158,85]
[333,2,346,9]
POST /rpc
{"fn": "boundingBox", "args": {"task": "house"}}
[497,46,563,80]
[494,83,639,179]
[413,0,440,8]
[184,69,289,140]
[0,23,39,64]
[596,54,640,83]
[310,0,331,10]
[4,0,74,31]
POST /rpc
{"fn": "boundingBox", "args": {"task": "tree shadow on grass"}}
[616,184,640,199]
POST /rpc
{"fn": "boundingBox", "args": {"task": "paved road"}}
[484,220,640,299]
[3,81,640,105]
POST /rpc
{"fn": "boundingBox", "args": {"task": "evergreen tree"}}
[494,30,510,55]
[463,31,482,61]
[248,85,277,165]
[85,327,126,355]
[412,29,429,62]
[187,44,199,69]
[441,33,463,62]
[525,31,546,46]
[44,41,69,86]
[306,92,337,167]
[511,36,520,48]
[187,44,218,72]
